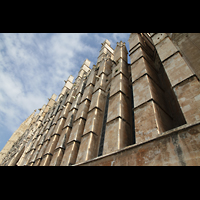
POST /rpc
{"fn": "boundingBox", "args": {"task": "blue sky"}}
[0,33,130,151]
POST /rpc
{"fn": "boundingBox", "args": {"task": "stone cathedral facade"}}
[1,33,200,166]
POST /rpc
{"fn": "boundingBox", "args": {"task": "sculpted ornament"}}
[117,41,126,47]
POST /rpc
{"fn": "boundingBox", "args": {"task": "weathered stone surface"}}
[20,148,34,166]
[89,89,106,112]
[40,154,52,166]
[76,132,98,164]
[131,57,160,85]
[74,122,200,166]
[107,92,130,123]
[174,76,200,124]
[112,59,129,79]
[97,40,114,63]
[129,33,155,53]
[75,99,90,121]
[49,148,65,166]
[58,102,72,120]
[151,33,168,46]
[65,88,76,104]
[103,118,131,155]
[168,33,200,80]
[36,140,49,160]
[63,109,77,129]
[45,117,54,131]
[85,68,96,87]
[80,84,94,103]
[60,86,69,96]
[110,73,130,99]
[33,158,41,166]
[83,108,103,136]
[134,101,159,144]
[68,118,85,142]
[97,59,112,76]
[129,45,155,66]
[132,74,168,114]
[60,141,80,166]
[64,79,73,89]
[78,69,85,78]
[51,118,66,136]
[52,110,62,125]
[155,36,178,62]
[2,35,200,166]
[45,124,56,141]
[93,73,108,93]
[55,126,71,150]
[31,135,41,150]
[162,52,194,87]
[114,41,128,62]
[70,93,82,111]
[76,78,86,95]
[134,100,173,144]
[29,144,42,164]
[44,134,59,155]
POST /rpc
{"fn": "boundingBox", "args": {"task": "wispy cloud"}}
[0,33,130,151]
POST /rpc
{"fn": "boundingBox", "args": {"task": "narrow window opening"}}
[98,92,110,157]
[130,82,136,144]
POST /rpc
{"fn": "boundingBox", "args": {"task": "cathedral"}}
[1,33,200,166]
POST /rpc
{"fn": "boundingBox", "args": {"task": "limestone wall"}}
[2,34,200,166]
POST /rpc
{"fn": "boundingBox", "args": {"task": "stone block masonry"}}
[1,33,200,166]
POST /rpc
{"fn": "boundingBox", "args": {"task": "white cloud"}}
[0,33,130,151]
[0,33,92,134]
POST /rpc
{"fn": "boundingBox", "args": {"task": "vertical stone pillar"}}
[46,94,57,109]
[26,100,58,166]
[37,104,46,123]
[57,75,74,101]
[17,129,39,166]
[97,40,114,64]
[103,41,132,155]
[81,59,91,73]
[76,41,114,164]
[29,123,47,165]
[27,133,43,165]
[129,33,174,144]
[25,129,43,165]
[38,115,56,166]
[49,87,76,166]
[152,33,200,124]
[15,127,38,166]
[38,75,75,166]
[74,59,91,87]
[59,78,86,166]
[31,122,48,166]
[75,89,106,163]
[0,109,36,165]
[19,94,59,165]
[39,102,66,166]
[59,70,95,166]
[49,60,91,166]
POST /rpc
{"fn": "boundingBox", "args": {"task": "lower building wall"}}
[74,121,200,166]
[167,33,200,80]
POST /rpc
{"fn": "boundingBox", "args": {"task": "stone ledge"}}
[73,120,200,166]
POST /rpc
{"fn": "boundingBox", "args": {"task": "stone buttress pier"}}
[102,41,133,155]
[151,33,200,124]
[2,34,200,166]
[49,59,91,166]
